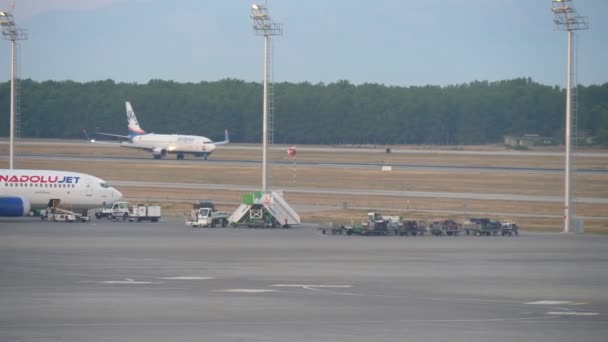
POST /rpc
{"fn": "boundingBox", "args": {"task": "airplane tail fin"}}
[214,129,230,145]
[126,101,146,137]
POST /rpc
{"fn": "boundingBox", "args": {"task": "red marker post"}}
[287,146,296,184]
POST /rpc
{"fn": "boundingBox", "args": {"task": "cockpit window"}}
[100,182,110,188]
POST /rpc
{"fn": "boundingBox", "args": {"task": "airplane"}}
[0,169,123,217]
[95,101,229,160]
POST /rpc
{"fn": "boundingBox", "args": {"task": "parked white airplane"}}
[0,169,122,217]
[97,101,229,160]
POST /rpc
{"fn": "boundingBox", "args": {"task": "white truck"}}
[186,207,229,228]
[95,201,161,222]
[128,204,161,222]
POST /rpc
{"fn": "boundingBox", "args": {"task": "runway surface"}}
[4,139,608,158]
[3,153,607,175]
[0,218,606,342]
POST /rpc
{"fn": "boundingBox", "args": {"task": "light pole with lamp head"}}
[0,10,27,170]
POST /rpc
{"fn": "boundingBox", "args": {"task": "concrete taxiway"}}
[0,218,606,342]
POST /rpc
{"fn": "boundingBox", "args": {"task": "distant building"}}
[504,134,555,148]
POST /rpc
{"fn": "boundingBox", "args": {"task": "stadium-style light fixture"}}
[0,10,27,170]
[251,3,282,192]
[551,0,588,233]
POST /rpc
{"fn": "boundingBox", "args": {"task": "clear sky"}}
[0,0,606,87]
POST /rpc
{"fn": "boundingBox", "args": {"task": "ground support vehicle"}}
[464,218,500,236]
[40,199,90,222]
[186,207,229,227]
[95,201,160,222]
[396,220,427,236]
[229,191,300,228]
[323,222,385,236]
[429,220,462,236]
[41,207,90,222]
[128,204,161,222]
[323,225,366,235]
[384,216,402,231]
[361,225,388,236]
[320,225,355,235]
[94,209,112,219]
[462,221,482,235]
[193,200,216,211]
[500,221,519,236]
[360,212,390,236]
[342,225,383,236]
[230,204,284,228]
[94,201,129,219]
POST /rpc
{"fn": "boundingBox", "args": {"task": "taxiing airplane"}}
[96,102,229,160]
[0,169,123,217]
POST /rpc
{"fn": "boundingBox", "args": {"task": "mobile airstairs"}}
[228,191,300,228]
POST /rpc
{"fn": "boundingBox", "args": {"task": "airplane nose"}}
[113,188,123,200]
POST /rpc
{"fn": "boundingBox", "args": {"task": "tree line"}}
[1,78,607,145]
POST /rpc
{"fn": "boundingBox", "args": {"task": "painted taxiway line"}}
[271,284,352,288]
[80,278,161,285]
[546,312,600,316]
[526,301,587,305]
[216,289,276,293]
[161,276,215,280]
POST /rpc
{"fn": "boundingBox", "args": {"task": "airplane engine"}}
[152,148,167,159]
[0,196,32,217]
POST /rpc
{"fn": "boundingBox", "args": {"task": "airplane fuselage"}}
[123,134,217,158]
[0,169,122,210]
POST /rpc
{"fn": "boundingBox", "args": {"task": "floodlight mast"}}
[251,3,282,192]
[0,10,27,170]
[551,0,588,233]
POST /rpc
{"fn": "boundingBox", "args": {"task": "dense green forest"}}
[1,78,607,145]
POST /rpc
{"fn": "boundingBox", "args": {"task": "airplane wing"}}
[81,129,135,148]
[82,128,132,142]
[211,129,230,146]
[95,132,131,141]
[119,141,158,152]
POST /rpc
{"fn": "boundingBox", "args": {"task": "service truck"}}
[94,201,161,222]
[186,207,229,227]
[94,201,130,219]
[128,204,161,222]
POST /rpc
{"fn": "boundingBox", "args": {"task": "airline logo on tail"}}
[126,101,146,137]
